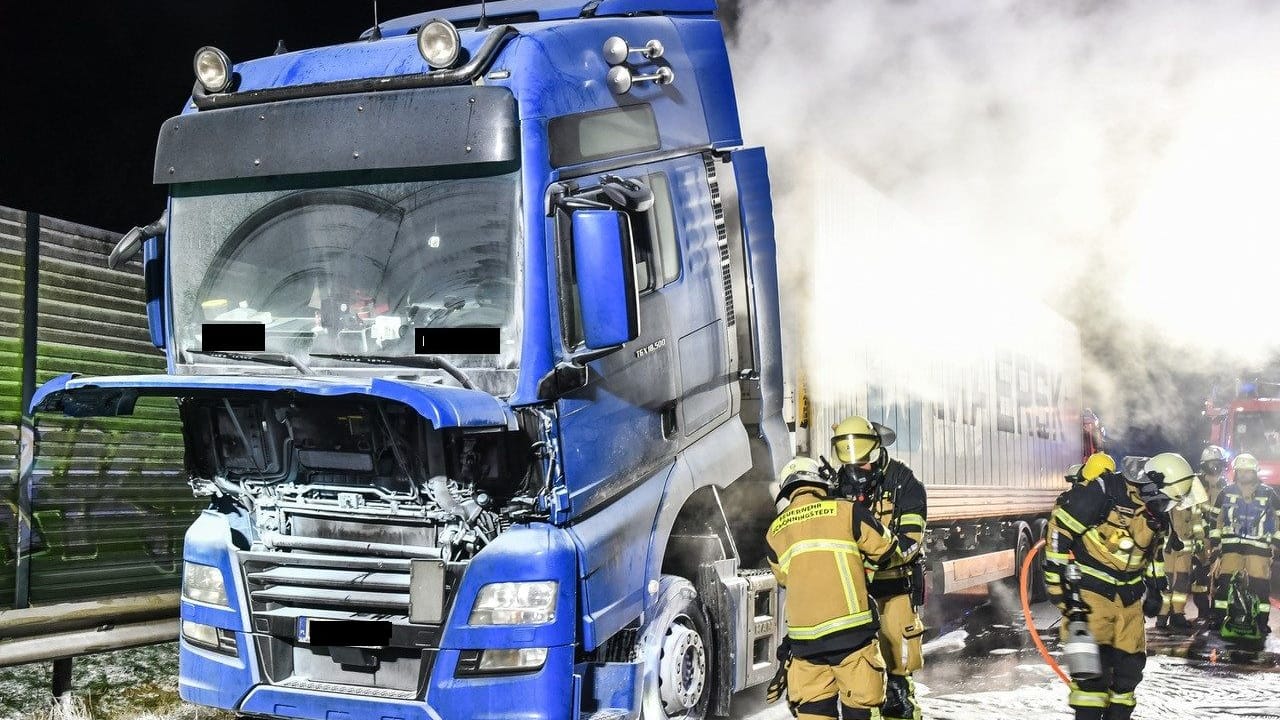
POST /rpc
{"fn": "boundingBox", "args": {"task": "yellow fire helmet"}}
[1142,452,1206,510]
[831,415,897,464]
[1080,452,1116,482]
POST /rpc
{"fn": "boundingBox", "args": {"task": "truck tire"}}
[638,575,714,720]
[1028,518,1049,603]
[993,521,1034,609]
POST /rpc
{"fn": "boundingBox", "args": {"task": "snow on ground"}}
[0,643,232,720]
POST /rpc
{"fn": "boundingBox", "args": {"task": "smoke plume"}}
[726,0,1280,448]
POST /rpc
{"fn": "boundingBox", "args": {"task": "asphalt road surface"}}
[735,590,1280,720]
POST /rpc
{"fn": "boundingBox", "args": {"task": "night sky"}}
[0,1,452,231]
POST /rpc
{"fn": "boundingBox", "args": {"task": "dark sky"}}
[0,1,453,232]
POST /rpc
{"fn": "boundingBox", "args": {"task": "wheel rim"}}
[658,616,706,715]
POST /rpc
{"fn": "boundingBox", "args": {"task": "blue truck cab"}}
[31,1,789,717]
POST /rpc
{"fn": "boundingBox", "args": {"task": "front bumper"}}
[180,639,579,720]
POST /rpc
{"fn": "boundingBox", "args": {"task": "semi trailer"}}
[29,2,790,718]
[790,163,1084,600]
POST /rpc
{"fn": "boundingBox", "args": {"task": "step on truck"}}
[28,2,790,718]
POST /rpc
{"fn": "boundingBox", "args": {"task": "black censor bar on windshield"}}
[416,327,500,355]
[202,322,266,352]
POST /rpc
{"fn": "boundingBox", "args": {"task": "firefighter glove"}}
[765,657,790,705]
[1143,585,1163,618]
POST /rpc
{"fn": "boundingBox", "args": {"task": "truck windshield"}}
[169,170,522,375]
[1232,411,1280,462]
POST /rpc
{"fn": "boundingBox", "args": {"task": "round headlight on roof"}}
[194,46,233,93]
[417,19,461,69]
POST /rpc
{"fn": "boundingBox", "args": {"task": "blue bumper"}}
[179,522,591,719]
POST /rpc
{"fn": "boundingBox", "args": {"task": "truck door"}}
[555,163,684,517]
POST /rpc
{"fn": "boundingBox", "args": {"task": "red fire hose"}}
[1019,537,1072,686]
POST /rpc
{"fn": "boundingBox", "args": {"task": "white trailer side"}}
[783,162,1082,593]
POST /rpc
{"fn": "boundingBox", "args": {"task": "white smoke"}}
[728,0,1280,433]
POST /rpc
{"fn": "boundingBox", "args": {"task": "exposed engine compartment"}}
[179,395,541,560]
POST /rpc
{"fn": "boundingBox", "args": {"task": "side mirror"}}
[572,209,640,351]
[108,211,168,270]
[108,226,146,270]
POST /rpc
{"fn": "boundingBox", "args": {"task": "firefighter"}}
[830,415,926,720]
[765,456,901,720]
[1209,453,1280,636]
[1191,445,1229,622]
[1155,477,1206,632]
[1044,453,1201,720]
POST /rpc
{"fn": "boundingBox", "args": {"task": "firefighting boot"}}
[1169,613,1191,632]
[1154,615,1169,630]
[881,674,921,720]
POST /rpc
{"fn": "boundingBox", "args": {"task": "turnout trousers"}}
[1160,549,1193,616]
[1059,588,1147,720]
[1213,552,1272,633]
[876,592,924,720]
[786,641,887,720]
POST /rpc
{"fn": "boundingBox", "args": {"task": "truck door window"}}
[648,173,680,285]
[624,172,679,295]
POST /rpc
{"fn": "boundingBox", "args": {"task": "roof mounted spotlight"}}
[194,46,233,94]
[607,65,674,95]
[417,19,461,69]
[602,36,664,66]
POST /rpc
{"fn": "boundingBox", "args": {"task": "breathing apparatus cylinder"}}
[1061,564,1102,681]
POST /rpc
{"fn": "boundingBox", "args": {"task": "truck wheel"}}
[994,522,1034,610]
[639,575,713,720]
[1028,518,1049,603]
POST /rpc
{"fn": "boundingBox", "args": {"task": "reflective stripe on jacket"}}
[767,489,898,657]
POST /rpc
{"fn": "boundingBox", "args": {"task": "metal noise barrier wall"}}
[0,206,201,632]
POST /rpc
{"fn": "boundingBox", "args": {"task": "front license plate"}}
[297,618,392,647]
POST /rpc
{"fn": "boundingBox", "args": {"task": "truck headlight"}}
[456,647,548,675]
[469,581,557,625]
[417,19,460,69]
[182,620,238,655]
[182,562,228,606]
[194,46,233,93]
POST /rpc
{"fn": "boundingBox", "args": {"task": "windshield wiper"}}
[310,353,476,390]
[184,349,312,375]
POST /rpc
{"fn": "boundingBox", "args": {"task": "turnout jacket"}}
[1209,483,1280,557]
[865,460,927,599]
[767,489,899,658]
[1164,503,1206,554]
[1045,471,1166,607]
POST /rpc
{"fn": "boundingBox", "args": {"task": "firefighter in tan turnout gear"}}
[1191,445,1230,622]
[1156,454,1210,632]
[766,457,901,720]
[830,415,927,720]
[1044,453,1203,720]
